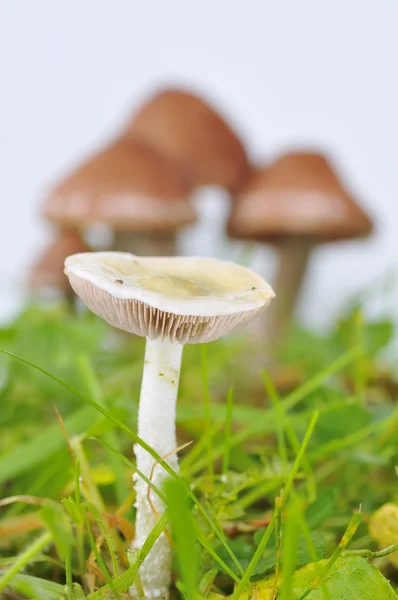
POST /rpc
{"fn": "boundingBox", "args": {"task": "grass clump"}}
[0,303,398,599]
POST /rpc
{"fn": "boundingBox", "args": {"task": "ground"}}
[0,303,398,599]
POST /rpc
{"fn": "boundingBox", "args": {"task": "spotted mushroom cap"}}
[64,252,274,344]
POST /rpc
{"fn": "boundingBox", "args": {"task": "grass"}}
[0,303,398,598]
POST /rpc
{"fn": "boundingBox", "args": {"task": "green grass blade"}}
[2,573,67,600]
[86,503,120,579]
[87,511,170,599]
[74,459,86,582]
[231,410,319,599]
[90,437,166,503]
[180,421,224,472]
[279,501,301,600]
[0,348,244,579]
[165,478,199,600]
[186,348,360,477]
[76,355,128,505]
[308,415,397,461]
[0,531,53,594]
[298,511,362,600]
[230,514,276,600]
[0,348,177,478]
[282,411,319,504]
[264,374,288,469]
[298,512,332,600]
[0,405,95,484]
[282,346,362,412]
[263,370,316,501]
[201,345,214,482]
[222,388,234,475]
[85,517,121,600]
[64,551,73,600]
[193,525,240,584]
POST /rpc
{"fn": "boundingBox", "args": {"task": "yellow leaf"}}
[90,463,116,486]
[369,503,398,567]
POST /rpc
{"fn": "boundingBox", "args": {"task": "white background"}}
[1,1,397,327]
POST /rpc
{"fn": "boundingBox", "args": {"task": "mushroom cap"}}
[64,252,274,344]
[43,138,196,232]
[227,152,373,242]
[125,89,249,192]
[29,229,87,292]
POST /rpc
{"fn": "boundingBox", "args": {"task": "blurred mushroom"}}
[29,228,87,299]
[42,138,196,256]
[227,151,373,339]
[125,88,249,259]
[125,88,249,192]
[64,251,274,599]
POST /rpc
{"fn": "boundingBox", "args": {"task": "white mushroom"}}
[64,251,274,599]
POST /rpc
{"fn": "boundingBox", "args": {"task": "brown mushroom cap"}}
[125,88,249,192]
[227,152,373,242]
[29,229,87,292]
[42,138,196,232]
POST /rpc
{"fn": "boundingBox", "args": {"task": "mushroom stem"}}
[267,236,314,340]
[113,232,178,256]
[132,336,183,599]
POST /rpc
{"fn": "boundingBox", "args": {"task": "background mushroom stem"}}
[266,236,314,340]
[113,232,178,257]
[131,336,183,599]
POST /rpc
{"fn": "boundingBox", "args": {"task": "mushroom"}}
[64,251,274,598]
[29,228,88,299]
[43,138,196,256]
[227,151,373,339]
[125,88,249,192]
[125,88,249,260]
